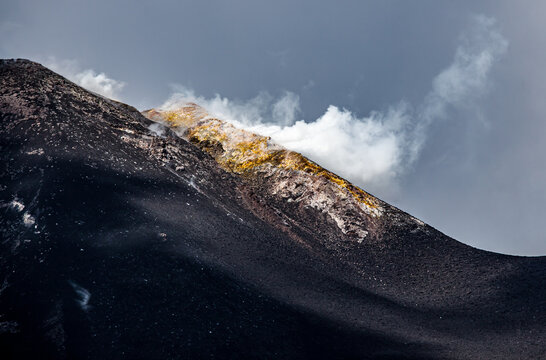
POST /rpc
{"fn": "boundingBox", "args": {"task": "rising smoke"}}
[44,58,125,100]
[159,15,507,195]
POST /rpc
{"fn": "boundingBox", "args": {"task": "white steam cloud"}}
[162,89,301,127]
[44,58,125,100]
[160,16,507,194]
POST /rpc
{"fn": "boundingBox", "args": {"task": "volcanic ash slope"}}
[0,59,545,360]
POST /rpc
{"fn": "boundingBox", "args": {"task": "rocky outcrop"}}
[143,105,428,247]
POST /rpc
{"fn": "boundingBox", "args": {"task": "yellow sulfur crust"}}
[143,105,379,210]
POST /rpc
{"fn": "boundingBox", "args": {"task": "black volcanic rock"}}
[1,59,545,359]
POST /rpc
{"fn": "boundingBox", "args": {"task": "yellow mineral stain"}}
[143,104,380,210]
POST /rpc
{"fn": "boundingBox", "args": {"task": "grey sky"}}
[2,1,545,255]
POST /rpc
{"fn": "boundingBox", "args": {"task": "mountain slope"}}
[1,59,545,359]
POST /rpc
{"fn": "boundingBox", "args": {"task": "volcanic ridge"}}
[0,59,545,360]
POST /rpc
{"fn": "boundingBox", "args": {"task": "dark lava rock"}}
[1,59,545,359]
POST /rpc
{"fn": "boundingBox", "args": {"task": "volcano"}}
[1,59,545,359]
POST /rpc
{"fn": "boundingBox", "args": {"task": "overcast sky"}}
[2,1,545,256]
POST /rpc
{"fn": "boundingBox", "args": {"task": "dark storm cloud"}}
[1,1,545,255]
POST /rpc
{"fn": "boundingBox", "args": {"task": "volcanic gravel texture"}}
[1,59,545,359]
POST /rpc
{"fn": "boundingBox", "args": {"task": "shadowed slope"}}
[1,59,545,359]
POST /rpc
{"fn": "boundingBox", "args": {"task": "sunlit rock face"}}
[143,105,408,244]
